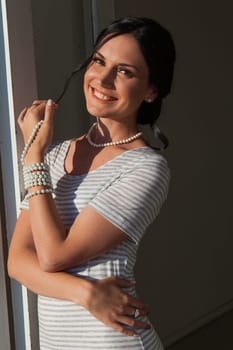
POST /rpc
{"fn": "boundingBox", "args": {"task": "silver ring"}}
[134,309,140,318]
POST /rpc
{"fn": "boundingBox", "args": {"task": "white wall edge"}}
[0,0,39,349]
[0,2,21,209]
[1,0,31,350]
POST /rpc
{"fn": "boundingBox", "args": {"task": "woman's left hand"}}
[84,277,150,336]
[18,99,58,163]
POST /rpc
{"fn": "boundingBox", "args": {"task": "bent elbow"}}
[39,256,64,273]
[39,254,80,272]
[38,249,81,272]
[7,262,13,279]
[7,254,18,280]
[39,262,58,273]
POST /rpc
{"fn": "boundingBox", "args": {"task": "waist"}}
[65,255,134,281]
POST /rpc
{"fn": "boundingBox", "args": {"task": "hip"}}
[38,296,164,350]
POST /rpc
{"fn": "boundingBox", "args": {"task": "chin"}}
[86,105,113,119]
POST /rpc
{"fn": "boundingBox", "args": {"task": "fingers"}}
[18,100,45,123]
[30,100,43,108]
[18,107,28,125]
[111,276,135,288]
[107,315,150,337]
[18,99,57,124]
[29,100,47,110]
[44,99,57,125]
[118,303,148,319]
[123,306,137,316]
[90,276,150,337]
[108,321,137,337]
[25,99,57,112]
[116,301,147,318]
[106,306,151,337]
[32,99,43,105]
[118,315,151,330]
[127,295,148,313]
[107,276,148,315]
[17,99,58,150]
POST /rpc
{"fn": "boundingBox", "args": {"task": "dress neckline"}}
[62,139,151,178]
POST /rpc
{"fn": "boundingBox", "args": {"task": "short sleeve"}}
[89,155,170,244]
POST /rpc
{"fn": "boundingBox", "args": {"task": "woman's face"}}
[84,34,156,123]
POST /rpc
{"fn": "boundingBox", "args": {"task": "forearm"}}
[29,188,67,267]
[8,248,150,337]
[8,245,91,308]
[25,150,68,269]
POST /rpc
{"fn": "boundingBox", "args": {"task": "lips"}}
[91,87,117,102]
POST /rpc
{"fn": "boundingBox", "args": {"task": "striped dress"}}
[21,140,170,350]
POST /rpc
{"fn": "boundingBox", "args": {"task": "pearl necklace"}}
[20,120,44,165]
[86,123,143,148]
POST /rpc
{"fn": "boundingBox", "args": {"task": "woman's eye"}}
[93,57,104,65]
[118,68,134,78]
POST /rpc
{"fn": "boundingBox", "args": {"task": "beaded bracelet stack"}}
[23,162,53,200]
[21,120,53,200]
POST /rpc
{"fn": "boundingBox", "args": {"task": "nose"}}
[99,67,116,89]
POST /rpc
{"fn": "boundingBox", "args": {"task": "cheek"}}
[84,71,90,87]
[125,83,147,101]
[84,69,94,87]
[83,71,96,100]
[85,65,98,79]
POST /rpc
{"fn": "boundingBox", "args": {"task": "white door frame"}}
[0,0,39,348]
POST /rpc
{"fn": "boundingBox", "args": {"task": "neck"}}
[92,117,139,144]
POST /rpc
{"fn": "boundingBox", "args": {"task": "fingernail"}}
[47,99,53,106]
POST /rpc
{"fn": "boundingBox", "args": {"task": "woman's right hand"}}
[84,277,150,336]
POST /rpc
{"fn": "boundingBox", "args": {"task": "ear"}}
[144,86,158,103]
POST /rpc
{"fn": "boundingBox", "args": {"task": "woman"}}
[8,17,176,349]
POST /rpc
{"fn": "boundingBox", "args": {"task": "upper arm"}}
[55,206,128,270]
[46,156,170,272]
[13,203,128,274]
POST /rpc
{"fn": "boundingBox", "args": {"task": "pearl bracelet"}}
[24,170,52,190]
[20,120,44,165]
[23,162,49,172]
[23,162,52,190]
[25,188,53,200]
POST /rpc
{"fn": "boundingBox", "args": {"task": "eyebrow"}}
[95,51,140,72]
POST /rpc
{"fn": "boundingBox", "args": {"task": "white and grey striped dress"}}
[21,140,170,350]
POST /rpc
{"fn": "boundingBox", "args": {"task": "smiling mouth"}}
[92,88,117,102]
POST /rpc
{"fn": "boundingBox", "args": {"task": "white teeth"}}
[93,89,114,101]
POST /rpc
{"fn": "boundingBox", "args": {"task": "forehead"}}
[98,34,148,69]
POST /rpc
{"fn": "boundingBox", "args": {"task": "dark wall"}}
[31,0,90,140]
[115,0,233,344]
